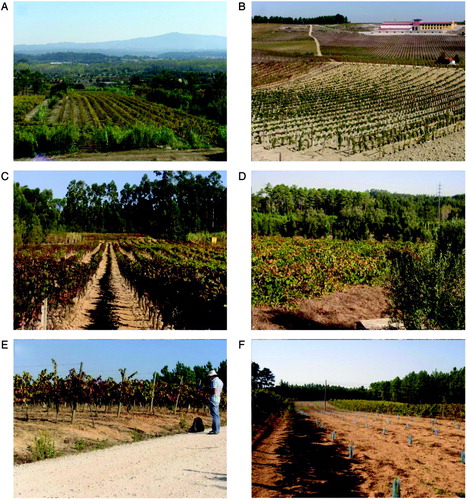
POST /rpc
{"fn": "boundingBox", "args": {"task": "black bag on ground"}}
[188,417,205,433]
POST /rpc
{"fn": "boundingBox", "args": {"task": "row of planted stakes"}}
[297,409,465,498]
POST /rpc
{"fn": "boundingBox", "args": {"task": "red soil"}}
[252,402,465,497]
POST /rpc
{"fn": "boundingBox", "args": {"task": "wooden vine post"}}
[71,362,83,424]
[174,376,183,414]
[150,372,157,414]
[117,368,126,418]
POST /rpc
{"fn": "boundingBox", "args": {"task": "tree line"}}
[252,14,349,24]
[270,367,465,405]
[252,184,465,242]
[14,171,226,245]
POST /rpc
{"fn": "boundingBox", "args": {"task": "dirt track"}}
[18,147,227,161]
[58,242,153,330]
[14,430,227,497]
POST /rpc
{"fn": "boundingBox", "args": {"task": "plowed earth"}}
[252,402,465,497]
[58,242,154,330]
[252,285,391,330]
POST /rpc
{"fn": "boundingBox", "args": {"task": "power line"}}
[437,182,442,224]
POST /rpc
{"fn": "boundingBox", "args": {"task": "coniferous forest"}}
[252,184,464,242]
[15,171,226,245]
[252,183,465,330]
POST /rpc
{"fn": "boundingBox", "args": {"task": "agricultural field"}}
[14,363,226,464]
[251,234,464,330]
[252,401,465,497]
[14,91,225,160]
[14,235,227,330]
[14,170,227,330]
[252,63,465,161]
[252,236,414,329]
[252,23,465,161]
[312,25,465,63]
[252,236,396,307]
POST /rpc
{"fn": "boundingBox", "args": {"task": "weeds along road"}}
[14,429,227,497]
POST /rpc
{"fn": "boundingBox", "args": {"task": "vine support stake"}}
[392,477,401,498]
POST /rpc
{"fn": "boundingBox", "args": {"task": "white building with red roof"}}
[378,20,457,33]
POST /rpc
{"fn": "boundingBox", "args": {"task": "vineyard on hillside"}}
[14,235,226,330]
[252,63,465,159]
[252,23,465,66]
[14,91,226,158]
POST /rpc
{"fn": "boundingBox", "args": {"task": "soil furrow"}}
[58,242,152,330]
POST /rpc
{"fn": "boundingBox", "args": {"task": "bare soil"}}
[251,130,465,162]
[252,285,391,330]
[14,406,226,497]
[14,405,224,464]
[17,147,226,161]
[252,403,465,497]
[57,242,155,330]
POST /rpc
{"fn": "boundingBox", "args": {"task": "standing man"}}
[207,369,223,434]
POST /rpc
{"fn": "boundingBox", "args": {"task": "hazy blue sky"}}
[15,2,227,44]
[252,340,465,387]
[252,2,465,23]
[252,171,465,197]
[14,340,226,379]
[15,170,226,199]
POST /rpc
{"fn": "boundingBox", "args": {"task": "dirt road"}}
[58,242,154,330]
[308,25,322,56]
[15,430,227,497]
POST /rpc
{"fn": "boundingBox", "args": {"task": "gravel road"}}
[14,430,226,498]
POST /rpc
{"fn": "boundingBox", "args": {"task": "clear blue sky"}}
[15,1,227,44]
[252,340,465,387]
[252,2,465,23]
[15,170,226,199]
[252,171,465,197]
[14,339,226,379]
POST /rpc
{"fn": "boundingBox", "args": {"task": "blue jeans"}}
[209,401,220,433]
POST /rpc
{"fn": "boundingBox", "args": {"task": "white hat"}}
[208,370,217,377]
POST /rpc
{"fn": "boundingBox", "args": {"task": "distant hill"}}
[14,52,122,64]
[14,32,227,57]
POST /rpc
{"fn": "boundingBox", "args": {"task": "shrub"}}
[436,219,465,256]
[388,230,465,329]
[252,389,289,424]
[30,432,56,461]
[14,128,38,158]
[186,232,227,244]
[187,129,208,149]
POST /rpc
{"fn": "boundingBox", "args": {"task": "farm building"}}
[378,20,457,33]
